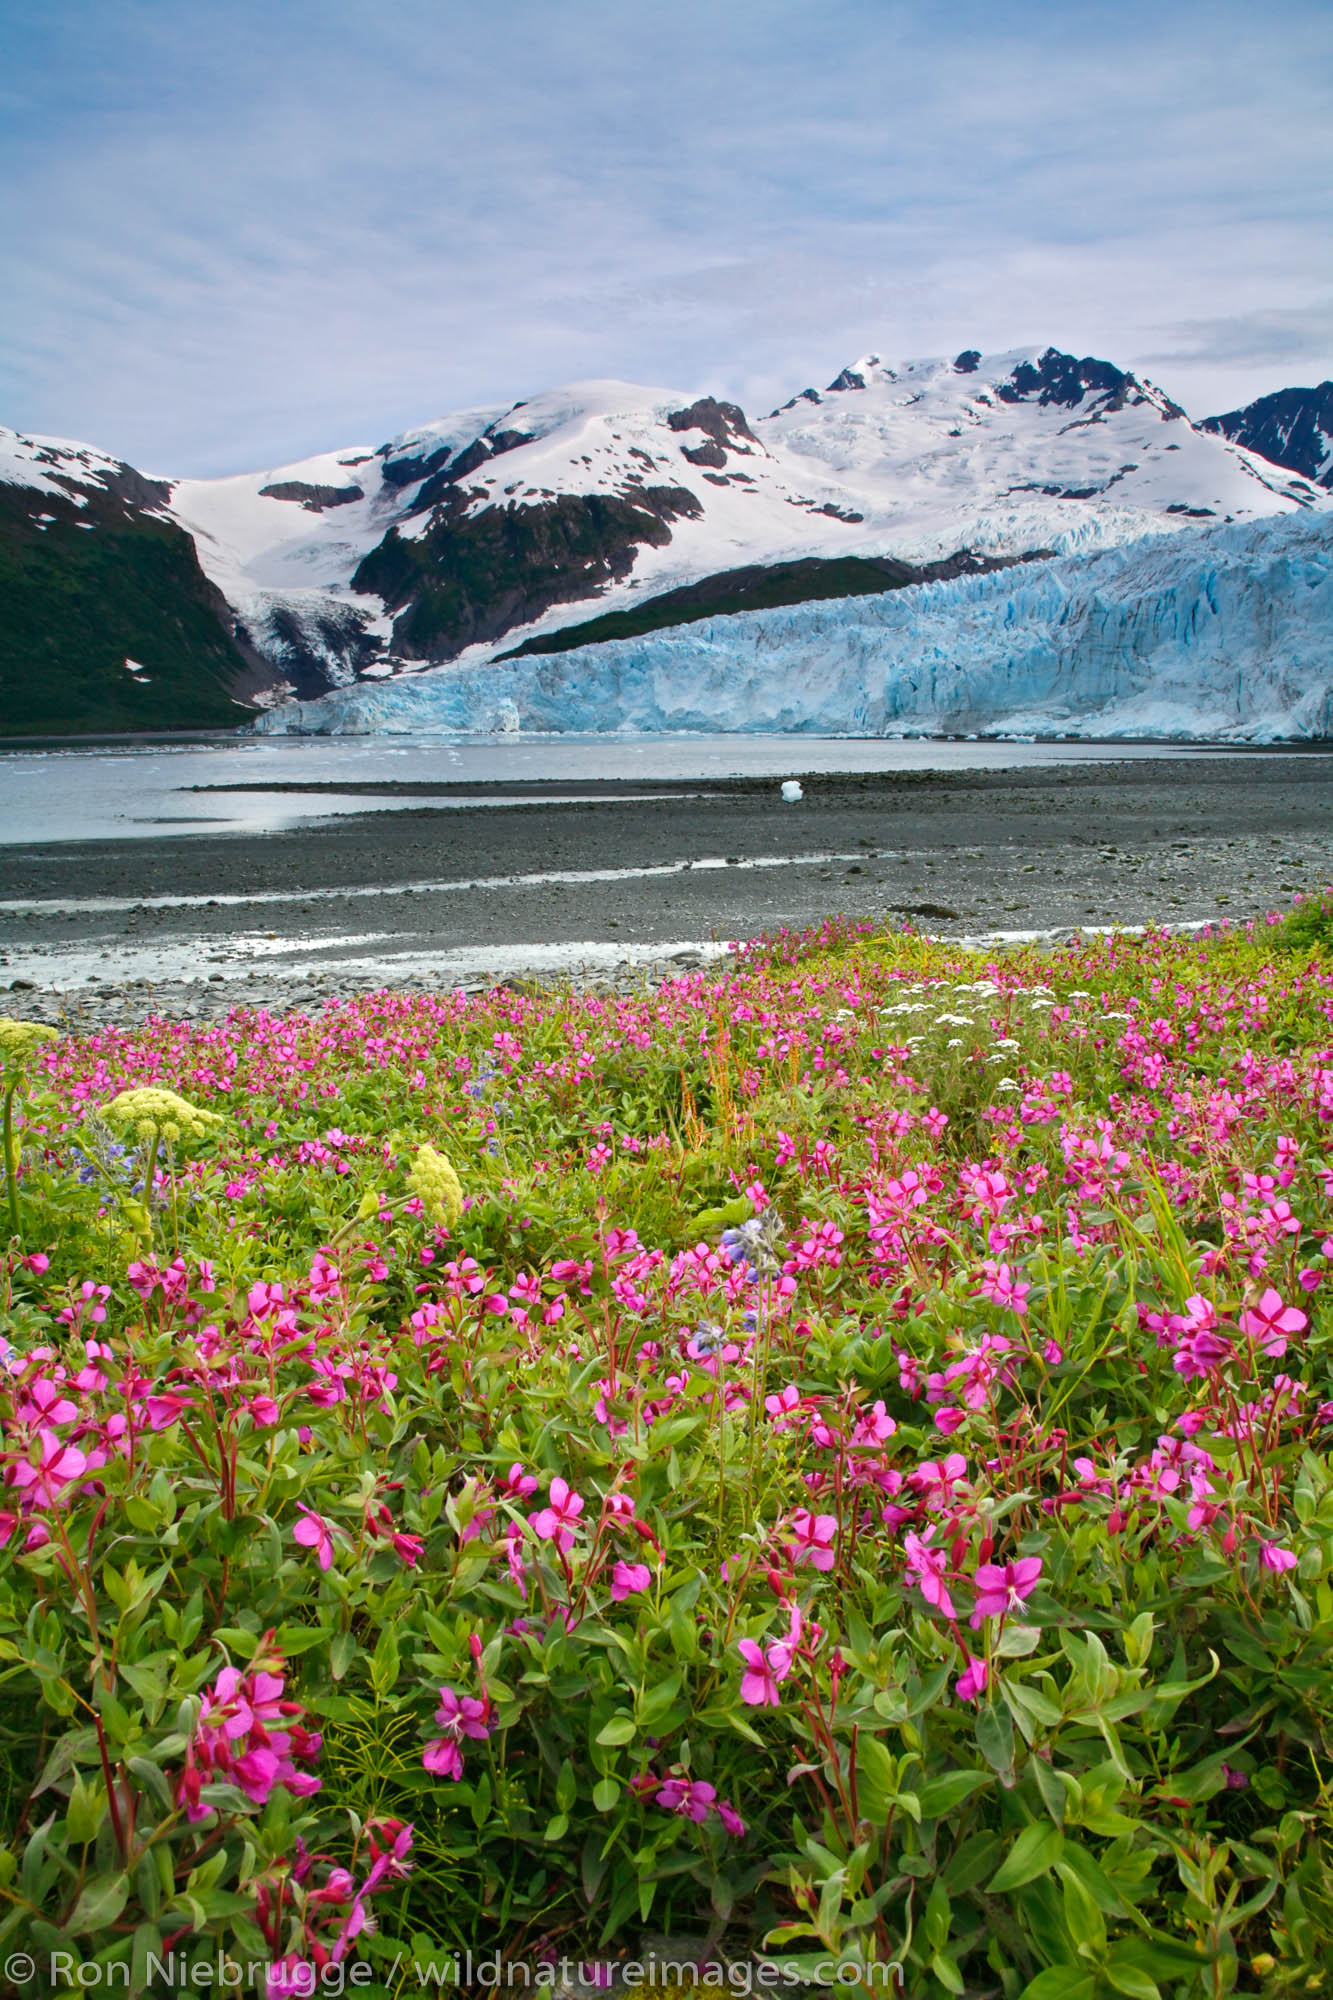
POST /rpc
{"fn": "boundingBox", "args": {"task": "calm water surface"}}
[0,734,1288,847]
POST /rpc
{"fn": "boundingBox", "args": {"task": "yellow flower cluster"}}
[0,1018,59,1065]
[407,1142,464,1230]
[104,1086,223,1145]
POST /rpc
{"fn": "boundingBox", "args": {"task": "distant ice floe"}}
[257,513,1333,742]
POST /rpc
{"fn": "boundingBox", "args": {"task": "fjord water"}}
[0,733,1250,848]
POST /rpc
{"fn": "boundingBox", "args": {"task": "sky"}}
[3,0,1332,477]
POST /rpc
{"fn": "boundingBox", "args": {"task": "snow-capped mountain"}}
[1202,382,1333,492]
[257,510,1333,743]
[2,343,1330,734]
[165,346,1327,691]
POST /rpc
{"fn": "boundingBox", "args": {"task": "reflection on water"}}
[0,731,1307,847]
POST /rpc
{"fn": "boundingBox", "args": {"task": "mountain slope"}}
[161,347,1328,689]
[0,431,273,735]
[256,511,1333,743]
[1202,383,1333,491]
[4,345,1331,733]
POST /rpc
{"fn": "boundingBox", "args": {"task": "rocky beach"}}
[2,751,1330,1027]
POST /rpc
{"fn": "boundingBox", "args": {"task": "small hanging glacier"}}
[256,511,1333,741]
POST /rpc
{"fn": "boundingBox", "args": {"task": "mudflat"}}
[2,755,1331,1024]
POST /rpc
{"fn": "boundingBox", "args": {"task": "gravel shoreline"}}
[2,756,1330,1028]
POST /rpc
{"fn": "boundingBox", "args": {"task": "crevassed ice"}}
[256,513,1333,742]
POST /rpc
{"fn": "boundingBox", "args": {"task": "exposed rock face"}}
[351,486,703,659]
[1202,383,1333,491]
[0,467,270,734]
[666,397,761,451]
[257,481,365,510]
[499,546,1052,659]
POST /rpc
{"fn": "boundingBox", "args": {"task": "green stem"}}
[2,1078,19,1247]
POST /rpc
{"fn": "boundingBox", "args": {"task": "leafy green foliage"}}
[0,915,1331,1993]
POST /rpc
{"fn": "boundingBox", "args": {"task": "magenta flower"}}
[903,1530,955,1620]
[267,1956,316,1999]
[610,1559,652,1601]
[657,1776,716,1822]
[1240,1288,1308,1360]
[954,1653,989,1702]
[790,1510,837,1571]
[717,1799,747,1838]
[970,1556,1043,1627]
[1260,1542,1298,1573]
[422,1684,490,1779]
[737,1637,794,1706]
[293,1505,335,1571]
[531,1476,585,1553]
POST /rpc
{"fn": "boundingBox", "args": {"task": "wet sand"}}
[1,756,1330,1024]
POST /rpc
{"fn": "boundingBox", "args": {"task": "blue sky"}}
[4,0,1331,474]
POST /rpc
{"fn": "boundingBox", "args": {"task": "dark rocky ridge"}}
[1203,384,1333,492]
[351,485,704,659]
[499,547,1051,660]
[257,481,365,510]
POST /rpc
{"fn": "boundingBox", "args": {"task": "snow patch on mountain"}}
[255,512,1333,743]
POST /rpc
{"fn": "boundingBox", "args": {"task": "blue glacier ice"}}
[256,513,1333,740]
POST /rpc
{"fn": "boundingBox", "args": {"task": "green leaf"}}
[595,1714,636,1746]
[592,1777,620,1812]
[996,1623,1042,1657]
[330,1629,357,1681]
[65,1775,104,1846]
[1019,1971,1096,2000]
[1104,1957,1161,1999]
[556,1758,577,1813]
[917,1769,992,1819]
[67,1871,130,1934]
[370,1621,400,1696]
[975,1701,1015,1776]
[989,1822,1064,1893]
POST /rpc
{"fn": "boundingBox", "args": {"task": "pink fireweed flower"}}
[852,1399,896,1447]
[422,1684,490,1779]
[1172,1328,1233,1380]
[1240,1288,1308,1361]
[970,1556,1043,1627]
[293,1505,335,1572]
[531,1476,585,1553]
[954,1653,989,1702]
[1260,1542,1298,1573]
[737,1637,794,1706]
[717,1800,747,1838]
[765,1383,801,1426]
[977,1261,1030,1316]
[903,1531,956,1620]
[504,1462,539,1500]
[789,1510,837,1571]
[656,1776,717,1822]
[610,1560,652,1601]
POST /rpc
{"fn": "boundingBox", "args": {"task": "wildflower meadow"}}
[1,904,1332,1999]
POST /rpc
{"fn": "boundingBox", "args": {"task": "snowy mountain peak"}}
[7,343,1332,728]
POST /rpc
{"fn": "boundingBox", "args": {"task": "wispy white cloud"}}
[3,0,1331,471]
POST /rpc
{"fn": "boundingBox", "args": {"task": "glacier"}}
[256,512,1333,742]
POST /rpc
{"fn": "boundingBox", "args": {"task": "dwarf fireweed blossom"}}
[422,1686,491,1778]
[531,1476,585,1553]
